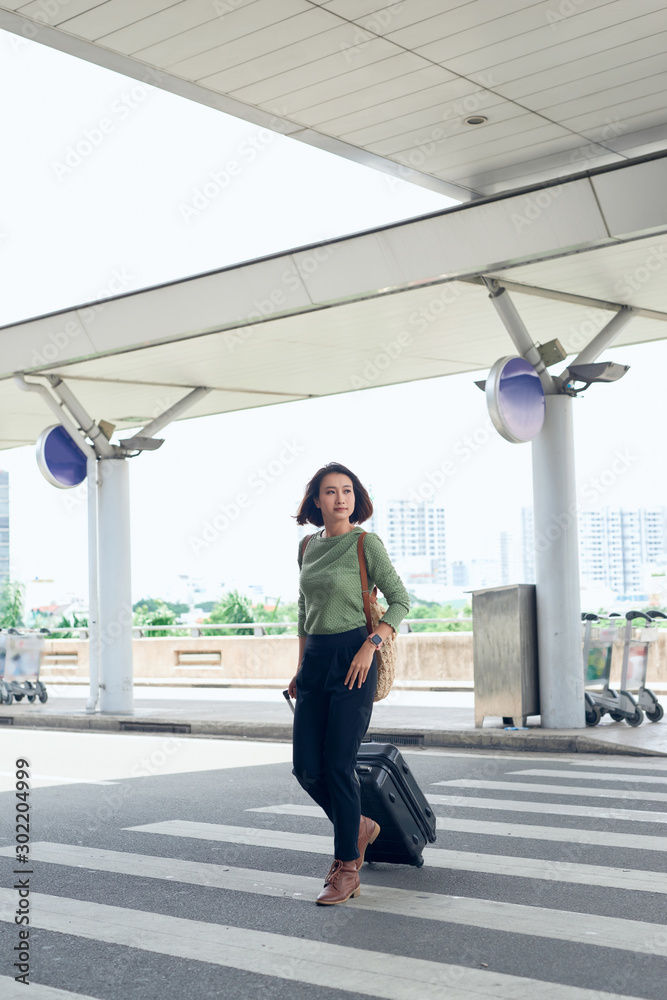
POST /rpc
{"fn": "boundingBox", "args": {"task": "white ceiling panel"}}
[164,8,341,79]
[98,0,258,55]
[393,123,571,177]
[365,102,531,158]
[332,79,497,143]
[16,0,100,22]
[235,52,432,112]
[292,63,447,127]
[491,237,667,313]
[1,2,666,203]
[323,0,468,26]
[56,0,173,40]
[562,89,667,135]
[200,36,401,99]
[252,52,426,120]
[509,56,667,113]
[386,0,549,51]
[434,135,594,185]
[134,0,314,68]
[435,7,667,78]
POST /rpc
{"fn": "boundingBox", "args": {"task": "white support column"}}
[85,455,100,714]
[531,394,584,728]
[97,457,133,714]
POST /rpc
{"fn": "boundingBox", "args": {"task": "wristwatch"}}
[368,633,383,648]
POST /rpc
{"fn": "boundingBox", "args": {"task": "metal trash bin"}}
[471,584,539,728]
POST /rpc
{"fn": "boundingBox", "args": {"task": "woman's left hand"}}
[344,643,376,690]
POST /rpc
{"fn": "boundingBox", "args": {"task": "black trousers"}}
[292,626,377,862]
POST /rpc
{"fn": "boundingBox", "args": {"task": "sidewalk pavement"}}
[2,679,667,756]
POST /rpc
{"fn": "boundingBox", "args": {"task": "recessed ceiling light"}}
[465,115,488,126]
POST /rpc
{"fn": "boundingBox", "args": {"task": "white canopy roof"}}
[1,2,666,450]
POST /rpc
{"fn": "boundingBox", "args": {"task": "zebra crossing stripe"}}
[0,888,652,1000]
[564,759,667,771]
[429,795,667,823]
[248,798,667,824]
[433,780,667,803]
[124,821,667,893]
[0,978,100,1000]
[5,842,665,957]
[510,769,667,784]
[437,817,667,852]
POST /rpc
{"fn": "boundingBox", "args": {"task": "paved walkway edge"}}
[1,713,664,756]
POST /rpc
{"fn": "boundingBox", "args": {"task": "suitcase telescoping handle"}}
[282,690,295,714]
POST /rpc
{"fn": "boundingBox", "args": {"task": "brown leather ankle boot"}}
[356,815,381,870]
[316,859,360,905]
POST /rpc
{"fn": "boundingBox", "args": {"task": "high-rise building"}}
[368,499,447,586]
[578,507,667,595]
[0,470,8,584]
[450,560,469,587]
[522,505,667,596]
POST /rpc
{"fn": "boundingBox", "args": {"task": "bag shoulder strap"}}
[357,532,376,635]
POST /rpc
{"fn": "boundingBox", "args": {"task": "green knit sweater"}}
[297,526,410,637]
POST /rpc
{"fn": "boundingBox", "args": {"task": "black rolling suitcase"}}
[355,742,437,867]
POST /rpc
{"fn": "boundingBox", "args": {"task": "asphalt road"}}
[1,731,666,1000]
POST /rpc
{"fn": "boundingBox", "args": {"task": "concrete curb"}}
[2,711,665,756]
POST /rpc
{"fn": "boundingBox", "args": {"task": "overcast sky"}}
[2,28,665,611]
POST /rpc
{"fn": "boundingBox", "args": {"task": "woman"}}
[289,462,410,905]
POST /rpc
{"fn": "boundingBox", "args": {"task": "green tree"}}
[0,580,25,628]
[132,597,189,616]
[204,589,255,636]
[133,601,186,637]
[53,612,88,639]
[252,597,301,635]
[405,597,472,632]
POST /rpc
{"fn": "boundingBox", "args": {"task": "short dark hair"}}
[294,462,373,527]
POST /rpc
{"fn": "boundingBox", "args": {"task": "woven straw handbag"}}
[356,532,396,702]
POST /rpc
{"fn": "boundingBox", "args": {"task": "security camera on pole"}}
[479,278,634,729]
[16,372,210,716]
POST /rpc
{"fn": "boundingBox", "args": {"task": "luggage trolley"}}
[613,610,665,724]
[582,612,635,726]
[0,628,49,705]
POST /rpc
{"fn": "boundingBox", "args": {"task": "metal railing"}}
[31,617,473,639]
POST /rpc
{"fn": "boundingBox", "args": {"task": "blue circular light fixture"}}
[36,424,88,489]
[485,356,545,444]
